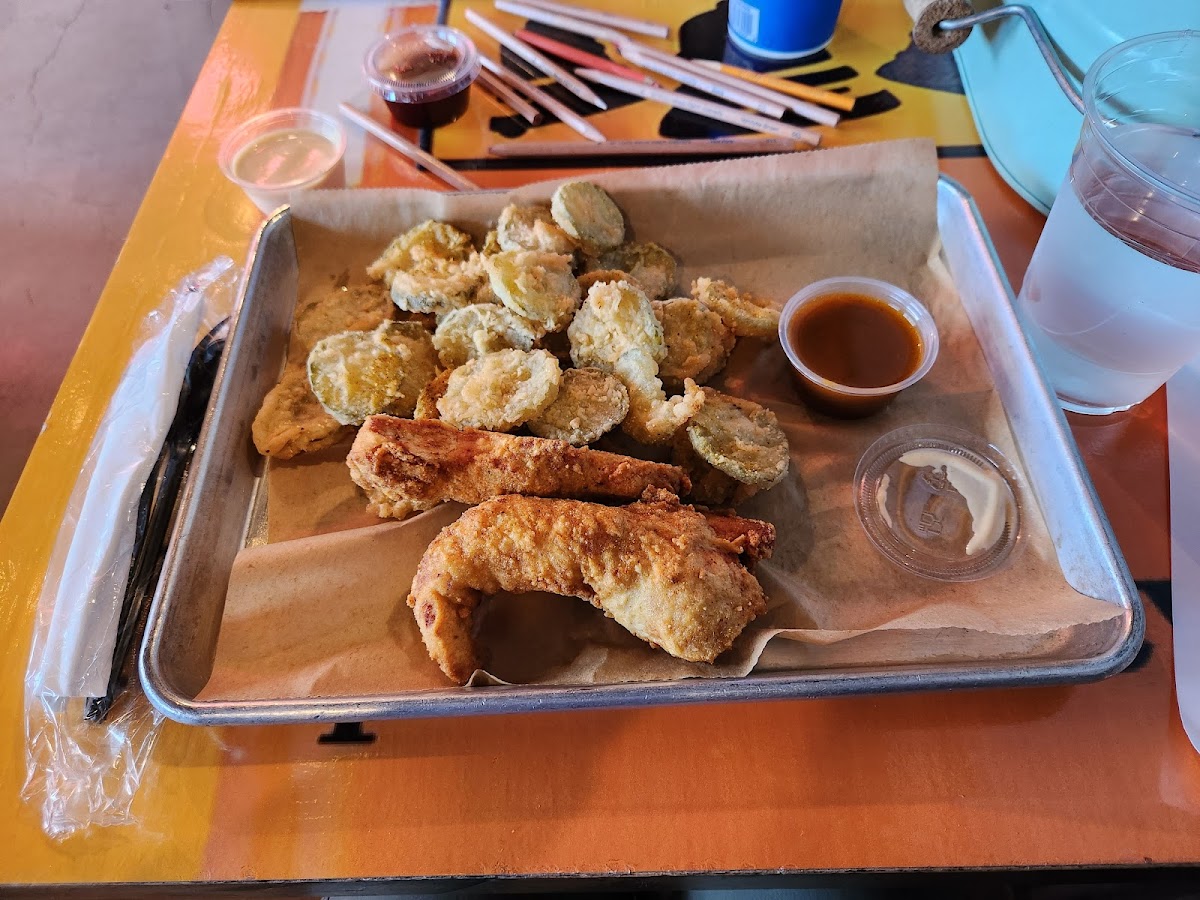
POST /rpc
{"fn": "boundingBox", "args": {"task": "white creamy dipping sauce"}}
[231,128,339,188]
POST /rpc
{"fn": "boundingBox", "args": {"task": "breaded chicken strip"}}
[347,416,690,519]
[407,490,774,683]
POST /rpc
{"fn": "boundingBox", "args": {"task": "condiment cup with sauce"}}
[364,26,481,129]
[779,276,940,418]
[218,108,347,214]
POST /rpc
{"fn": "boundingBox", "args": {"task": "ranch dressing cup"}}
[1017,31,1200,415]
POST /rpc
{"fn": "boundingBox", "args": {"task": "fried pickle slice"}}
[589,242,677,301]
[414,368,452,420]
[614,347,705,445]
[550,181,624,251]
[437,348,561,432]
[497,204,577,254]
[576,268,641,295]
[686,388,789,489]
[671,430,760,507]
[653,297,736,392]
[567,279,665,370]
[690,277,780,339]
[389,252,487,317]
[290,283,394,354]
[252,364,348,459]
[307,322,438,425]
[433,303,539,368]
[367,220,475,286]
[484,250,580,334]
[527,367,630,445]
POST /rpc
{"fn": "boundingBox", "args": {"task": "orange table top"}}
[0,0,1194,887]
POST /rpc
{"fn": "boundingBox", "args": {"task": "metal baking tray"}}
[140,176,1144,724]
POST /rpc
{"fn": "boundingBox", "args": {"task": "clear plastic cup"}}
[779,276,940,418]
[1017,30,1200,415]
[218,108,346,214]
[364,26,480,129]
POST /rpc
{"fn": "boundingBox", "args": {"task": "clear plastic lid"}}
[364,26,481,104]
[854,424,1022,582]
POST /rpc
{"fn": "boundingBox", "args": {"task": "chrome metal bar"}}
[939,5,1086,113]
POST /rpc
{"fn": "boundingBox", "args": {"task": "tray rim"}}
[140,177,1143,726]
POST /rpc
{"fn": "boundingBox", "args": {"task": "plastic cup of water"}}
[1017,31,1200,415]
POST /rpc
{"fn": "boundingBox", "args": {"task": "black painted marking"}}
[877,41,966,95]
[1137,578,1172,624]
[318,722,377,745]
[936,145,988,158]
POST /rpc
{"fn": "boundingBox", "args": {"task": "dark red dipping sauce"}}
[365,26,480,129]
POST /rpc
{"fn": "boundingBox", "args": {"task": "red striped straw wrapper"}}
[514,28,655,85]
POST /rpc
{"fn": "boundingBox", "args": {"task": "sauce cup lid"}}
[779,276,940,398]
[854,424,1023,582]
[364,26,481,104]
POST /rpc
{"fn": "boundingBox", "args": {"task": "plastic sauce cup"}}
[218,108,346,214]
[364,26,481,129]
[779,276,940,418]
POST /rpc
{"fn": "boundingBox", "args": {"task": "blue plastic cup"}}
[726,0,844,60]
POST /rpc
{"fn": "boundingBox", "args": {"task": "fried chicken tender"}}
[496,204,577,254]
[527,367,629,445]
[653,297,736,391]
[437,348,561,432]
[589,242,677,301]
[252,364,348,459]
[691,276,780,339]
[407,491,774,683]
[485,250,580,333]
[347,416,691,519]
[551,181,625,251]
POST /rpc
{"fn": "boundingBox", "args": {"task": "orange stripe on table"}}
[271,11,326,107]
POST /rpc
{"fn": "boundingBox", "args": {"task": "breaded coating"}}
[367,220,475,285]
[527,367,630,445]
[407,491,774,683]
[497,203,577,254]
[551,181,624,251]
[307,322,438,425]
[481,229,502,256]
[433,303,539,368]
[252,364,348,459]
[414,368,452,420]
[690,277,780,339]
[589,242,677,301]
[290,283,394,354]
[686,388,789,489]
[485,250,580,333]
[390,252,487,317]
[614,348,705,445]
[653,297,736,391]
[568,279,665,370]
[437,348,561,432]
[347,416,691,519]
